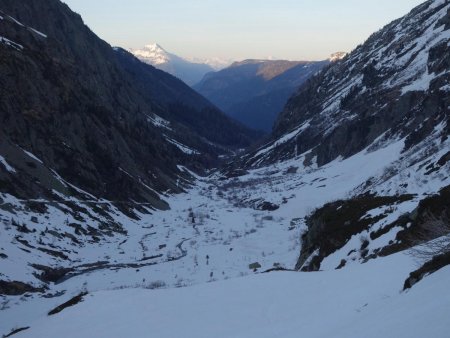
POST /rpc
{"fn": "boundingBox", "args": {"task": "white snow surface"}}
[12,255,450,338]
[0,155,16,173]
[146,113,172,130]
[1,13,47,39]
[6,15,24,27]
[27,27,47,38]
[374,1,450,93]
[1,128,449,336]
[131,43,170,65]
[21,148,43,164]
[0,36,23,50]
[164,135,200,155]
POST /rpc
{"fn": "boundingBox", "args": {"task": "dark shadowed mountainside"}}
[0,0,260,213]
[194,59,329,132]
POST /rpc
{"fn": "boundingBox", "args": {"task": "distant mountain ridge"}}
[185,56,232,70]
[130,43,216,86]
[194,58,329,132]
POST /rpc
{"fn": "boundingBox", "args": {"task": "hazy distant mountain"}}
[194,59,329,132]
[185,56,233,70]
[130,43,215,86]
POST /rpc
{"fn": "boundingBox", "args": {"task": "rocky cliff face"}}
[244,0,449,167]
[228,0,450,272]
[0,0,259,213]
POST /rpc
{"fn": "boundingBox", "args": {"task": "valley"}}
[1,129,449,336]
[0,0,449,337]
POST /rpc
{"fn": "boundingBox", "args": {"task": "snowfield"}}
[1,131,449,336]
[12,255,450,338]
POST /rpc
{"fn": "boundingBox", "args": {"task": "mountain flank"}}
[194,58,330,132]
[0,0,260,215]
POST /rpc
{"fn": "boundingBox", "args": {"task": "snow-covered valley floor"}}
[14,255,450,338]
[1,135,449,337]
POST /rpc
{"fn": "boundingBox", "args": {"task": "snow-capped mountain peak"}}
[130,43,215,85]
[131,43,170,65]
[144,42,164,50]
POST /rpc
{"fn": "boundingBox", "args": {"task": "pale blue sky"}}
[62,0,425,61]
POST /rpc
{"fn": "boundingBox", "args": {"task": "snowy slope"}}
[246,0,449,167]
[131,43,170,65]
[9,255,450,338]
[224,0,450,273]
[2,130,449,335]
